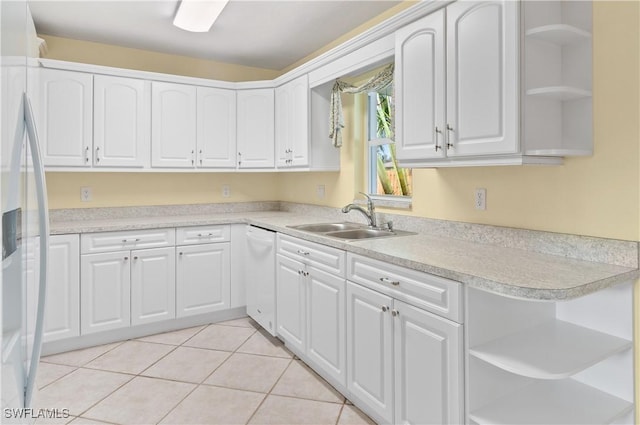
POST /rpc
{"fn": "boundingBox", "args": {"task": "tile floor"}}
[36,317,376,425]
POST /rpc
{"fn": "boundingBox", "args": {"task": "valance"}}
[328,63,394,148]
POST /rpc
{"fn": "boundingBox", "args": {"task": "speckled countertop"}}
[50,207,639,301]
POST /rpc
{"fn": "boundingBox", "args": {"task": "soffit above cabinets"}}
[28,0,402,71]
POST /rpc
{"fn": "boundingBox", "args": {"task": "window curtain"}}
[329,63,394,148]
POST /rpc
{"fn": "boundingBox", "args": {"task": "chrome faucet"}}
[342,192,377,228]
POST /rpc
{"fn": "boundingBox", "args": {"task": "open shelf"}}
[469,379,633,425]
[526,24,591,45]
[526,86,592,101]
[469,320,631,379]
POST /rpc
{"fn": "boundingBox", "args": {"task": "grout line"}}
[335,402,346,425]
[37,364,78,391]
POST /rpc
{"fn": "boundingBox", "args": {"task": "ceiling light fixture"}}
[173,0,229,33]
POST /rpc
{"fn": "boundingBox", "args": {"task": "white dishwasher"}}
[245,225,277,336]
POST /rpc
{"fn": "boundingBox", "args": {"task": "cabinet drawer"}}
[347,253,462,323]
[81,228,175,254]
[176,225,230,245]
[277,234,345,276]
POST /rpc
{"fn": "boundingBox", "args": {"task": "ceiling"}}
[29,0,403,71]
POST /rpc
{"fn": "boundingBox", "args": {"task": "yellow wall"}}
[46,172,280,209]
[39,34,280,81]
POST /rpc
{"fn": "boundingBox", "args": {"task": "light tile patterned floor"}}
[36,317,375,425]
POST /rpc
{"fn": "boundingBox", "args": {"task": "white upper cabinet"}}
[446,1,518,157]
[276,75,309,168]
[395,9,446,161]
[151,81,197,168]
[237,88,275,169]
[197,87,237,168]
[396,1,518,166]
[34,68,93,167]
[93,75,150,168]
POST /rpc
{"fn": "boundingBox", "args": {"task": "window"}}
[367,86,412,201]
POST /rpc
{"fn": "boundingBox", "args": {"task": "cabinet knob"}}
[124,256,129,261]
[179,252,183,256]
[381,305,389,312]
[391,309,399,317]
[133,256,138,260]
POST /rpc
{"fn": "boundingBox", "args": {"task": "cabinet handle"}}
[391,309,399,317]
[124,256,129,261]
[296,249,310,256]
[238,152,242,166]
[380,277,400,286]
[381,305,389,312]
[179,252,183,256]
[133,256,138,260]
[191,150,195,166]
[95,146,100,163]
[446,124,454,149]
[434,126,443,152]
[199,149,203,166]
[85,146,90,163]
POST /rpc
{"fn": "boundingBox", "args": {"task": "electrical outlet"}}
[475,188,486,210]
[222,184,231,198]
[80,187,92,202]
[316,184,326,199]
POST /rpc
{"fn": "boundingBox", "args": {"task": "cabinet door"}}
[131,247,176,326]
[176,243,230,317]
[44,235,80,342]
[346,282,394,423]
[237,89,275,168]
[151,82,196,168]
[196,87,237,168]
[446,0,518,157]
[276,254,306,353]
[307,266,346,386]
[93,75,150,168]
[275,83,291,167]
[275,75,309,168]
[35,68,93,167]
[394,300,463,425]
[81,251,131,334]
[395,9,446,161]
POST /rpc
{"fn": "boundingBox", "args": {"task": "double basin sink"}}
[288,222,416,241]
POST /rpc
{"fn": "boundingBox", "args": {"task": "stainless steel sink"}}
[324,228,416,240]
[288,222,365,233]
[288,222,415,241]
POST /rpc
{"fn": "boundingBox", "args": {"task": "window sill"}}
[357,195,412,210]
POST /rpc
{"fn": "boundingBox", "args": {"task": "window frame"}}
[366,91,412,209]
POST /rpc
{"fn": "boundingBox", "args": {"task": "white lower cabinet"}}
[176,243,230,317]
[44,234,80,342]
[81,250,131,334]
[346,282,394,422]
[130,247,176,326]
[275,254,307,354]
[346,281,463,424]
[276,234,347,387]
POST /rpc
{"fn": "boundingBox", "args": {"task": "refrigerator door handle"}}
[22,93,50,408]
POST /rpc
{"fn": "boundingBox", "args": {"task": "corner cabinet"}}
[395,0,592,167]
[236,89,275,169]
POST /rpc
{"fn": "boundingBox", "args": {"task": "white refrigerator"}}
[1,0,50,418]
